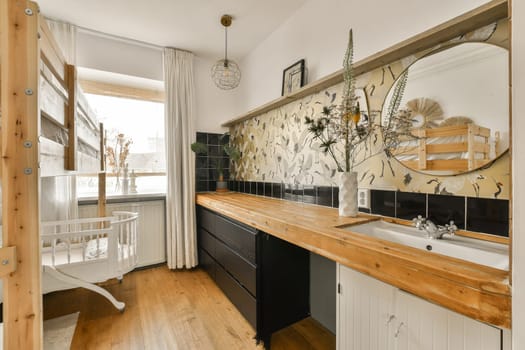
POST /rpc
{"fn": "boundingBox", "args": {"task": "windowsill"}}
[79,192,166,205]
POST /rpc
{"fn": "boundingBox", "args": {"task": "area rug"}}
[43,312,79,350]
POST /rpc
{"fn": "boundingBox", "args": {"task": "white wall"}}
[512,0,525,347]
[235,0,492,117]
[76,30,234,134]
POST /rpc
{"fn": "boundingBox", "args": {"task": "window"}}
[77,93,166,197]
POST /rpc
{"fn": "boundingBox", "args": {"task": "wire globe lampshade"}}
[212,14,241,90]
[212,58,241,90]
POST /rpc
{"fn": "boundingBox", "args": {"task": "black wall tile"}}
[427,194,465,229]
[207,134,219,145]
[196,132,207,144]
[271,183,282,199]
[332,187,339,208]
[208,181,216,192]
[303,186,316,204]
[249,181,257,195]
[467,198,509,237]
[316,186,332,207]
[371,190,396,217]
[196,181,208,192]
[257,182,264,196]
[284,184,303,202]
[396,192,426,220]
[264,183,272,197]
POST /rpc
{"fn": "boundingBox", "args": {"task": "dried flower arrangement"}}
[305,29,414,173]
[105,133,133,189]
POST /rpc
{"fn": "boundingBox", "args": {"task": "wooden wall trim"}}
[221,0,508,127]
[79,79,165,103]
[1,0,43,348]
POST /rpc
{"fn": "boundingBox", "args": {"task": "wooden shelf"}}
[221,0,508,127]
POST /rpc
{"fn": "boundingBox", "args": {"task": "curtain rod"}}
[45,16,192,54]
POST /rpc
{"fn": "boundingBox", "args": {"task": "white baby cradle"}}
[39,211,139,311]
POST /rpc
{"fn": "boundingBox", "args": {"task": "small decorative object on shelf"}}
[121,163,129,195]
[282,59,305,96]
[105,132,133,192]
[129,170,138,194]
[305,29,413,217]
[191,133,241,193]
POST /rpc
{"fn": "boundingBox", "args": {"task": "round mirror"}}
[382,43,509,175]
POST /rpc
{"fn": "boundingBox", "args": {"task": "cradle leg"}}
[44,266,126,312]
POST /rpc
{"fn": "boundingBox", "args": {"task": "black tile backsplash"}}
[371,190,396,217]
[195,132,231,192]
[467,197,509,237]
[427,194,465,229]
[396,192,426,220]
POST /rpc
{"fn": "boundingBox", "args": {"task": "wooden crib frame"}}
[393,123,498,172]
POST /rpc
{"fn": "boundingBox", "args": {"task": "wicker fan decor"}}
[406,98,444,128]
[439,116,473,127]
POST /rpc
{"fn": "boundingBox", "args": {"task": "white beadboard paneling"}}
[337,264,502,350]
[337,264,394,350]
[79,200,166,268]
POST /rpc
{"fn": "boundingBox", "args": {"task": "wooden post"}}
[66,64,77,170]
[98,124,106,218]
[417,129,427,170]
[0,0,43,349]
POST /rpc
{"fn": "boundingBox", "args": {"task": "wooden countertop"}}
[196,192,511,329]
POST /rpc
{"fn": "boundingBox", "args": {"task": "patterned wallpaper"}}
[230,19,510,200]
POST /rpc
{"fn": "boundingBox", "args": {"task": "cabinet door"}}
[337,264,396,350]
[394,290,501,350]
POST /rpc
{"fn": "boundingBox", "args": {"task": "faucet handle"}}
[412,215,426,229]
[445,220,458,235]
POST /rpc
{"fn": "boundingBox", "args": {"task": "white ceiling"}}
[37,0,307,60]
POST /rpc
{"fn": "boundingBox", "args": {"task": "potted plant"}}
[191,133,241,192]
[305,29,412,216]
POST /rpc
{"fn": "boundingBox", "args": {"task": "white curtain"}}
[163,48,198,269]
[46,19,79,221]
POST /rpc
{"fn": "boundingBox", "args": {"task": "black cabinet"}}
[196,205,310,348]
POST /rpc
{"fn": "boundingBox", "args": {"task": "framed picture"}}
[281,59,305,96]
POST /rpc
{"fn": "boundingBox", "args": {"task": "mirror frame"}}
[379,40,509,176]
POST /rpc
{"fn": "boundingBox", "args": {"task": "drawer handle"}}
[394,322,405,338]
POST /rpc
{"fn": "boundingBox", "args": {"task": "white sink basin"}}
[341,220,509,270]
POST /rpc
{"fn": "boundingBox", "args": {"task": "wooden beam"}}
[98,172,106,218]
[79,79,165,103]
[0,1,43,349]
[66,64,77,170]
[0,247,17,277]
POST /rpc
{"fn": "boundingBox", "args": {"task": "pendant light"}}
[211,14,241,90]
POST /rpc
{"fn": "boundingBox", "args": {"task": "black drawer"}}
[198,248,216,281]
[215,264,257,329]
[215,238,257,297]
[215,215,257,264]
[197,206,216,234]
[198,227,217,258]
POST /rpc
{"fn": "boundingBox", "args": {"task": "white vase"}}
[339,172,358,217]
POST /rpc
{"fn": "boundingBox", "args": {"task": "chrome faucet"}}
[412,215,457,239]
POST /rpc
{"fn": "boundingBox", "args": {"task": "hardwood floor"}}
[43,266,335,350]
